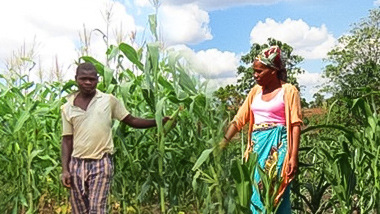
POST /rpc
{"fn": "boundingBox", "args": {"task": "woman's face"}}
[253,60,278,86]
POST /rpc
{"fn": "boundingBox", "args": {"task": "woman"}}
[220,46,302,213]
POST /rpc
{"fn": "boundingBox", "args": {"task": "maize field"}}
[1,15,380,214]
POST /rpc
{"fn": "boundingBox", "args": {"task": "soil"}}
[302,107,326,118]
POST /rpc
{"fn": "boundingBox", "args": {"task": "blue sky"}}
[195,0,372,53]
[0,0,377,101]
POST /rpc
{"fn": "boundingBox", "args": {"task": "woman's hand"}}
[219,138,229,150]
[219,125,238,150]
[287,158,298,177]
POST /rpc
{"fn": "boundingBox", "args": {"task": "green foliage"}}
[322,8,380,99]
[310,93,325,108]
[0,77,71,214]
[230,153,257,213]
[298,90,380,214]
[212,84,242,118]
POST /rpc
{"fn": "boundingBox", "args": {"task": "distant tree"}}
[322,8,380,99]
[310,92,325,108]
[214,38,304,112]
[301,97,309,109]
[237,38,304,95]
[213,84,243,116]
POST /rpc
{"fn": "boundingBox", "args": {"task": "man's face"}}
[75,70,98,95]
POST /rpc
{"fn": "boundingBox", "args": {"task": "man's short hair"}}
[76,62,97,75]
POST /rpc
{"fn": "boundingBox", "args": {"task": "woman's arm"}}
[287,124,301,176]
[220,86,260,149]
[286,84,303,177]
[219,123,239,149]
[291,124,301,159]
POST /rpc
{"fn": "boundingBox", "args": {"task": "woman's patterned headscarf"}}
[255,46,287,81]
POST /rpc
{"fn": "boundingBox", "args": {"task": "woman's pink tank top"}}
[251,88,286,125]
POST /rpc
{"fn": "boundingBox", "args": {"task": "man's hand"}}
[286,158,298,177]
[162,116,171,125]
[61,170,71,188]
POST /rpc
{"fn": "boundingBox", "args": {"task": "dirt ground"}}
[303,107,326,118]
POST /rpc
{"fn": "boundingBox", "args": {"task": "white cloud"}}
[374,0,380,6]
[162,0,286,11]
[0,0,137,81]
[166,45,239,93]
[134,0,151,7]
[158,4,212,46]
[170,45,240,79]
[296,70,327,101]
[250,18,336,59]
[0,0,216,82]
[195,49,240,78]
[204,77,238,94]
[147,45,240,95]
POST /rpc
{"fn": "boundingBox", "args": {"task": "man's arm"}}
[122,114,169,128]
[61,135,73,188]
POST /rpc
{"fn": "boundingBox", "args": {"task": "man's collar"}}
[95,89,102,98]
[67,89,102,106]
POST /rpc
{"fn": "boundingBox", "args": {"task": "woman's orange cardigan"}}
[231,83,303,204]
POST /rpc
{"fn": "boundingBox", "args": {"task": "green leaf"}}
[158,75,174,91]
[142,88,156,112]
[368,116,377,132]
[148,14,158,40]
[231,158,253,210]
[29,149,44,164]
[80,56,105,76]
[14,111,30,133]
[62,80,77,93]
[147,43,160,75]
[155,97,166,134]
[177,66,197,94]
[106,45,119,61]
[106,84,115,94]
[192,147,215,171]
[19,194,28,207]
[192,170,200,190]
[119,43,143,70]
[104,66,114,88]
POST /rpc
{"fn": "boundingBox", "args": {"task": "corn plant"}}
[77,18,228,213]
[230,152,256,213]
[291,138,332,214]
[299,90,380,213]
[2,7,380,213]
[350,93,380,213]
[0,75,75,213]
[191,105,233,213]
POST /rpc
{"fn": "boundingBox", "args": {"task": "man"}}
[60,62,169,213]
